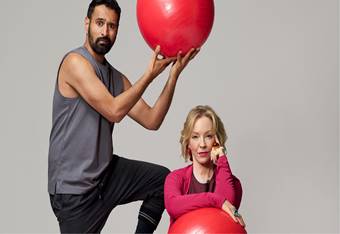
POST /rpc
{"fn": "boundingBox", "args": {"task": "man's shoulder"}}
[62,51,92,70]
[61,46,93,66]
[61,46,84,59]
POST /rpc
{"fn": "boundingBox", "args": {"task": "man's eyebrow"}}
[108,21,118,26]
[95,18,118,25]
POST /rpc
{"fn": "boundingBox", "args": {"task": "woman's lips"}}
[198,152,210,157]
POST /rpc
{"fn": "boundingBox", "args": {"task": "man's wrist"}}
[168,73,179,83]
[142,71,155,84]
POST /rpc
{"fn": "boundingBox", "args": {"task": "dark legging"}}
[49,154,170,233]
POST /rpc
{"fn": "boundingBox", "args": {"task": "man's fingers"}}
[162,57,176,67]
[176,51,182,63]
[183,48,196,62]
[184,48,200,62]
[152,45,161,61]
[155,45,161,54]
[157,54,165,60]
[189,48,200,60]
[149,45,161,70]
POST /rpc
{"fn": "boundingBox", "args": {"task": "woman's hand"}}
[222,200,246,227]
[210,136,226,164]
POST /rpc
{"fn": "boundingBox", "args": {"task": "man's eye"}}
[108,24,117,30]
[97,21,104,26]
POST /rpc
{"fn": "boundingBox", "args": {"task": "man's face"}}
[86,5,119,55]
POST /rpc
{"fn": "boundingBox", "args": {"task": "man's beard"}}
[88,28,114,55]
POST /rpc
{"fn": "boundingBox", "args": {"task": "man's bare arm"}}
[60,47,174,123]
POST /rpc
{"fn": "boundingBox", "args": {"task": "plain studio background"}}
[0,0,338,233]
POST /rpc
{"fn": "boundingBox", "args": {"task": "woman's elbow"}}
[233,176,243,209]
[166,206,179,220]
[165,198,179,219]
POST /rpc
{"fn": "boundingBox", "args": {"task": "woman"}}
[164,105,245,227]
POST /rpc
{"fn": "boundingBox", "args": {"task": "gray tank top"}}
[48,46,123,194]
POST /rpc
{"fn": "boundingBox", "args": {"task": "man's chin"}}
[94,47,111,55]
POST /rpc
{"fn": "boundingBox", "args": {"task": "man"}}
[48,0,199,233]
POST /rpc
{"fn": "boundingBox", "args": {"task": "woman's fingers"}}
[214,135,221,146]
[237,216,246,227]
[222,201,238,223]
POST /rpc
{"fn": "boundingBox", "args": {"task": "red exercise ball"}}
[137,0,215,57]
[168,208,247,234]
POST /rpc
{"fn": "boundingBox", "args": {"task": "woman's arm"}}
[164,171,225,220]
[214,155,237,207]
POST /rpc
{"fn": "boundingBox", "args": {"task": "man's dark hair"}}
[87,0,121,20]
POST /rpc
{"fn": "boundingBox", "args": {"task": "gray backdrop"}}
[0,0,338,233]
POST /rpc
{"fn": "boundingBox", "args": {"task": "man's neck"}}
[84,42,105,64]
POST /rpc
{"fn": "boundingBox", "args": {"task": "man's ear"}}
[85,17,90,34]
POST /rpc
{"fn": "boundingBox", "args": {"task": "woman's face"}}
[188,116,216,165]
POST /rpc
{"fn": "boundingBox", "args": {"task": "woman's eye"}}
[206,135,213,139]
[191,136,198,139]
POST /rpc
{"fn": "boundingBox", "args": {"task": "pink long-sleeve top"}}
[164,155,242,225]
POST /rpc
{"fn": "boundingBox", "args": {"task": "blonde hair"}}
[180,105,227,162]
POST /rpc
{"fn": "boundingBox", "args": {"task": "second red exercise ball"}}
[168,208,247,234]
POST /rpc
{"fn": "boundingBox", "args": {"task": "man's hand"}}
[145,45,175,81]
[170,48,200,79]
